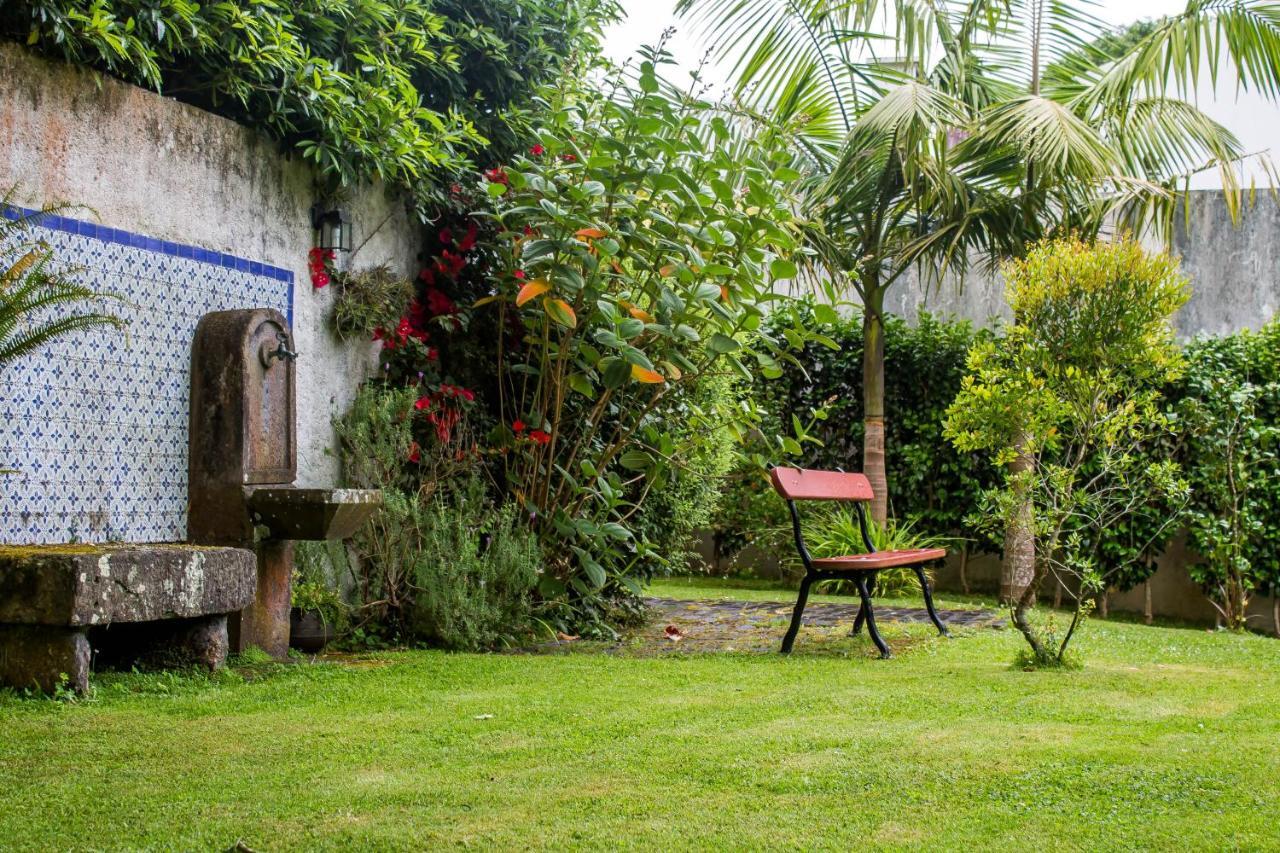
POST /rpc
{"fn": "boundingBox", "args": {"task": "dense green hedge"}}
[2,0,609,206]
[711,305,1000,571]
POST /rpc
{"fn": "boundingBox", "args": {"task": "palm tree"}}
[676,1,1280,586]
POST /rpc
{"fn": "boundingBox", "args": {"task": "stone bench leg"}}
[170,614,230,671]
[0,624,90,695]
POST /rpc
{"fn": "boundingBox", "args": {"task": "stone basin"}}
[246,487,382,541]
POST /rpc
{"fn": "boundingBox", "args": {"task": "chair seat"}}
[811,547,947,571]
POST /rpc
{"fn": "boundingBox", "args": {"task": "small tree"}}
[945,236,1189,666]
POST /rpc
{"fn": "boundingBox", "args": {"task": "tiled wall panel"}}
[0,210,293,544]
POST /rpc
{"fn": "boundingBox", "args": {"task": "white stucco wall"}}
[0,43,419,539]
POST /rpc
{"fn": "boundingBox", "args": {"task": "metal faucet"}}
[267,331,298,363]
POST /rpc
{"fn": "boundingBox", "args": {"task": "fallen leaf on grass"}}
[474,714,495,720]
[664,625,685,642]
[556,631,579,642]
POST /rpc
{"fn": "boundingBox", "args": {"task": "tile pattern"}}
[0,208,293,544]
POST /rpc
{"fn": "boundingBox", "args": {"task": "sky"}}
[603,0,1192,81]
[602,0,1276,190]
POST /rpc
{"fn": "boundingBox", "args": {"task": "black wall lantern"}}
[311,204,352,252]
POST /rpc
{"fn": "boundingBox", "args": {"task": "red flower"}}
[523,225,535,236]
[562,153,577,162]
[529,429,551,445]
[484,167,509,186]
[407,442,421,463]
[512,419,526,433]
[311,272,330,288]
[427,347,439,361]
[414,395,432,411]
[439,249,466,278]
[457,221,478,252]
[439,227,454,245]
[425,287,457,317]
[513,270,526,280]
[530,144,545,156]
[419,266,437,286]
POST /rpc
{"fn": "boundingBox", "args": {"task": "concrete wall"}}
[0,43,418,510]
[886,193,1280,340]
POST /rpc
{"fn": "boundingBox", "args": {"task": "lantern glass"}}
[312,206,352,252]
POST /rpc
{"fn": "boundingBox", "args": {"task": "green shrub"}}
[3,1,610,206]
[712,302,996,579]
[1176,323,1280,630]
[405,482,540,651]
[630,372,739,576]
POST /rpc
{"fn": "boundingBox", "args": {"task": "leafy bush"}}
[1176,324,1280,630]
[406,482,540,651]
[712,302,997,579]
[945,236,1189,667]
[802,509,947,596]
[629,372,739,576]
[3,0,609,206]
[476,50,821,611]
[337,384,539,649]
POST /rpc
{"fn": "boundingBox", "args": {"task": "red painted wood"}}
[811,548,948,571]
[770,467,874,502]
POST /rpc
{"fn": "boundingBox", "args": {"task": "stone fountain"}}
[187,308,380,659]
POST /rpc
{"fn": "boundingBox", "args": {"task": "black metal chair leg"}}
[916,565,951,637]
[855,574,891,658]
[781,574,813,654]
[850,599,867,636]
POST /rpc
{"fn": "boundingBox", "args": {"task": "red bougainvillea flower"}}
[529,429,551,445]
[307,247,335,288]
[414,395,432,411]
[523,225,535,236]
[562,153,577,162]
[457,221,478,252]
[512,419,526,433]
[427,346,439,361]
[439,249,466,278]
[439,227,454,245]
[483,167,509,186]
[513,269,526,281]
[425,287,457,317]
[407,442,421,463]
[449,183,462,195]
[530,144,545,156]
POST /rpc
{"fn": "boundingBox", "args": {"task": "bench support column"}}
[0,624,90,695]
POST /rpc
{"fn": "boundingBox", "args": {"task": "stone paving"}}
[611,596,1006,656]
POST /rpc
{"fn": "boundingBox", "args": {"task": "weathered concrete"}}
[0,544,255,626]
[0,42,420,503]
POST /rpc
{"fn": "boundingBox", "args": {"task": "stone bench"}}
[0,544,255,694]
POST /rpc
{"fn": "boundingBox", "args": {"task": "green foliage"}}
[0,201,125,369]
[3,0,609,207]
[802,509,947,596]
[330,265,416,341]
[480,47,821,609]
[405,481,540,651]
[1176,324,1280,629]
[713,302,996,575]
[290,578,350,635]
[629,372,739,576]
[945,236,1190,664]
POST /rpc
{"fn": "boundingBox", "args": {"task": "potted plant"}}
[289,579,348,654]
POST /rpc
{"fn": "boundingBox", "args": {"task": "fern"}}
[0,190,126,368]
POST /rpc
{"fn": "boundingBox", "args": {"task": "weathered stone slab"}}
[0,544,255,627]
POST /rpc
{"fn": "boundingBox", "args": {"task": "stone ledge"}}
[0,544,255,627]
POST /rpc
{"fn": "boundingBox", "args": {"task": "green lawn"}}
[3,578,1279,851]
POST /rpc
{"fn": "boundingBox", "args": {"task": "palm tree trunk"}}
[1144,579,1154,625]
[1001,429,1035,605]
[862,282,888,524]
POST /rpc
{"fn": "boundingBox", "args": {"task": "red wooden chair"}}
[770,466,950,658]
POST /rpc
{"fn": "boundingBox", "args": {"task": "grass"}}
[3,577,1279,850]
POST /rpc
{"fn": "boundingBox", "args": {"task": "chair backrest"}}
[770,467,874,503]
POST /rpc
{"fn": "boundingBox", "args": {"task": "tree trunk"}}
[862,284,889,525]
[1273,595,1279,638]
[959,545,970,595]
[1144,580,1153,625]
[1099,591,1109,619]
[1001,429,1035,605]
